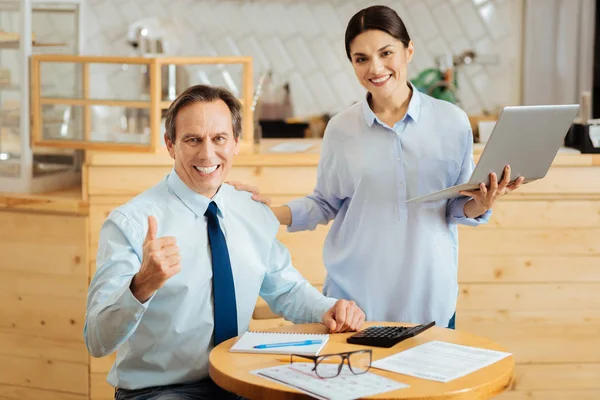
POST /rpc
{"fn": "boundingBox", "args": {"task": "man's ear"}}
[165,133,176,159]
[233,136,240,155]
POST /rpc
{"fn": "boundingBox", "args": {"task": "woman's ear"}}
[406,40,415,63]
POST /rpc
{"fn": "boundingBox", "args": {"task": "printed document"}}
[372,341,511,383]
[252,363,408,400]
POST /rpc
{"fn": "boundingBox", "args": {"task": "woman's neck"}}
[369,82,412,125]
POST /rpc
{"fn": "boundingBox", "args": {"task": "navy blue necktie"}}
[205,201,238,345]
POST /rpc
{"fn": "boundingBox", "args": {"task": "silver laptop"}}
[405,104,580,204]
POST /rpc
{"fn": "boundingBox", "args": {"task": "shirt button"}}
[397,157,401,162]
[399,183,405,188]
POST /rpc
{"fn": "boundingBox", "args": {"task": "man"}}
[84,84,366,400]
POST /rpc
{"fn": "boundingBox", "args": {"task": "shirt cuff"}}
[108,276,154,319]
[449,197,492,227]
[286,198,310,232]
[312,296,338,324]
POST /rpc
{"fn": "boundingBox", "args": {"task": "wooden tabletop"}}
[209,322,514,399]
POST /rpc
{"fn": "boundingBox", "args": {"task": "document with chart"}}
[252,363,408,400]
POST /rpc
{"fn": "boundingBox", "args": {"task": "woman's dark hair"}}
[165,84,242,143]
[344,5,411,60]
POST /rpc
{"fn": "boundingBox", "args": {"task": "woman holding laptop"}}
[233,5,523,329]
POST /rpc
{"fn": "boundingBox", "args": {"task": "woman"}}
[234,5,522,328]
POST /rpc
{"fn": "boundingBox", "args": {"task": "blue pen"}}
[253,339,323,349]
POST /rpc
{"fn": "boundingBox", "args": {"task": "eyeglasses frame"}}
[288,349,373,379]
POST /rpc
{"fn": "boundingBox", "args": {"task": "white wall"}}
[522,0,596,107]
[50,0,524,117]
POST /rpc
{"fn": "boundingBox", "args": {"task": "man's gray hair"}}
[164,84,242,143]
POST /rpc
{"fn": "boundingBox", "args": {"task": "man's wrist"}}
[130,273,155,304]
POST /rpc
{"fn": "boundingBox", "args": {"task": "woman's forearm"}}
[270,205,292,226]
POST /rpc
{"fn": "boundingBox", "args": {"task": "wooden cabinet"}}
[30,55,254,153]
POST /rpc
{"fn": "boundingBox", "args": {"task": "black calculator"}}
[346,322,436,348]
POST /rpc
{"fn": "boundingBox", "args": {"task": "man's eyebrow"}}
[180,132,230,139]
[181,133,201,139]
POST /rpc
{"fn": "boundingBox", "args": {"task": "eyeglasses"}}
[288,349,372,379]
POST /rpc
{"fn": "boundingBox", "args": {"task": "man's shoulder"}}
[109,178,170,223]
[222,184,278,229]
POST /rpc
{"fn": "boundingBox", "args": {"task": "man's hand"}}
[227,180,272,206]
[130,216,181,303]
[460,165,525,217]
[322,299,365,333]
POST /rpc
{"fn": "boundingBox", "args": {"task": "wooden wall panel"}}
[90,372,114,400]
[87,166,171,196]
[0,294,86,342]
[0,354,88,394]
[87,166,318,197]
[0,384,87,400]
[276,225,328,285]
[90,353,116,400]
[483,200,600,228]
[0,270,86,299]
[499,390,600,400]
[457,310,600,363]
[516,167,600,194]
[459,255,600,283]
[0,330,87,364]
[498,365,600,400]
[0,211,89,398]
[89,204,116,262]
[459,228,600,256]
[511,363,600,392]
[458,283,600,311]
[0,213,87,276]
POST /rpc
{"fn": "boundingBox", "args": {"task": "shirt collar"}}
[166,168,226,218]
[361,81,422,128]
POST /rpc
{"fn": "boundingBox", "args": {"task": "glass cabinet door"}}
[0,1,23,178]
[1,0,82,190]
[31,55,254,152]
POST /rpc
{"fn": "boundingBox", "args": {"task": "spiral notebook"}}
[229,331,329,356]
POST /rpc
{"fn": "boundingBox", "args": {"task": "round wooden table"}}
[209,322,514,399]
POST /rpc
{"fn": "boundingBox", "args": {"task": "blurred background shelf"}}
[0,40,69,50]
[0,0,82,192]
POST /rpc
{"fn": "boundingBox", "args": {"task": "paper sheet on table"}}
[268,142,314,153]
[252,363,408,400]
[371,340,511,383]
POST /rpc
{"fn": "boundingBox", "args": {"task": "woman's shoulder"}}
[324,102,366,139]
[327,102,364,128]
[418,91,469,125]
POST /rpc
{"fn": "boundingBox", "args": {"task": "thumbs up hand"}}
[130,216,181,303]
